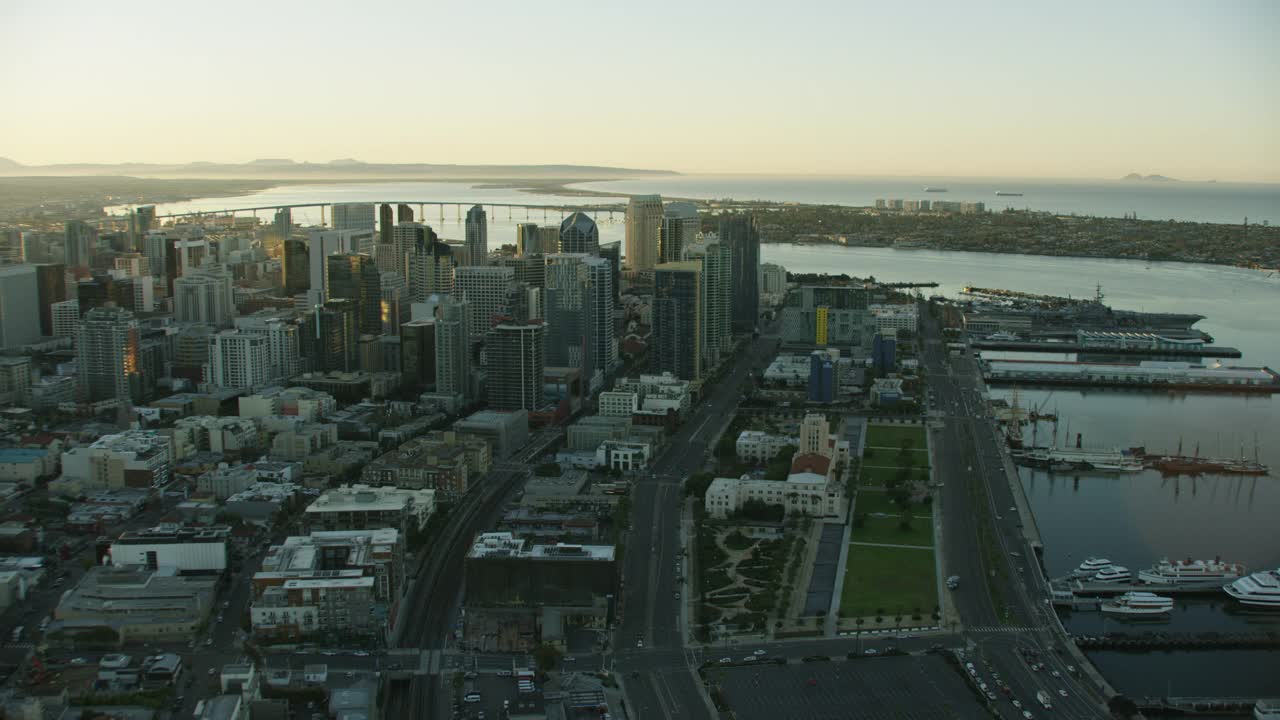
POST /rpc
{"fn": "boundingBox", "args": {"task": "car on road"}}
[1012,700,1022,709]
[203,639,213,647]
[69,657,89,665]
[1022,712,1034,720]
[464,671,477,679]
[674,591,680,599]
[353,650,370,657]
[635,639,643,648]
[464,693,481,703]
[1058,689,1068,698]
[1049,669,1061,678]
[752,649,766,656]
[208,668,217,676]
[863,649,877,656]
[563,656,576,662]
[741,656,756,662]
[718,657,731,664]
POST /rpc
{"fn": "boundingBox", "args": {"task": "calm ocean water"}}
[153,180,1279,696]
[575,175,1280,225]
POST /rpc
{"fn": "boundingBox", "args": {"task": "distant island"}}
[0,156,677,180]
[1122,173,1178,182]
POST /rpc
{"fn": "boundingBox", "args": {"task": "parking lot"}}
[718,655,987,720]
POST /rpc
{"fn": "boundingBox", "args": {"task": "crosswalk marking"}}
[967,625,1039,633]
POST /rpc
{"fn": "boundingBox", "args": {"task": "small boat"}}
[1093,565,1132,583]
[1073,557,1112,577]
[994,191,1023,197]
[1223,568,1280,610]
[924,186,948,192]
[1101,591,1174,615]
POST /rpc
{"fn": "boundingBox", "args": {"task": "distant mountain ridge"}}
[0,156,676,179]
[1122,172,1178,182]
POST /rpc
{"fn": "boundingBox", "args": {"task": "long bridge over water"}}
[98,197,786,230]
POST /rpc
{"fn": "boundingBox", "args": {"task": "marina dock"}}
[1074,632,1280,651]
[983,359,1280,394]
[971,339,1242,358]
[1050,578,1227,597]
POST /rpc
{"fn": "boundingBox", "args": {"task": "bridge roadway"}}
[382,424,565,720]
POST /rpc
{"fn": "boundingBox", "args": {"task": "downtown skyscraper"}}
[558,212,599,255]
[325,253,382,336]
[544,253,614,386]
[463,205,488,266]
[721,214,760,333]
[625,195,663,272]
[660,202,699,264]
[683,236,732,367]
[651,261,702,381]
[77,305,141,405]
[486,320,545,412]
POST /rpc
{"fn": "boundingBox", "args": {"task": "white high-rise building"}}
[233,314,301,381]
[454,266,515,340]
[463,205,488,266]
[173,266,235,327]
[52,298,80,339]
[625,195,663,272]
[759,263,788,304]
[209,330,271,389]
[332,203,376,234]
[798,413,832,458]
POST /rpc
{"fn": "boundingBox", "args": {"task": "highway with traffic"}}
[924,306,1111,719]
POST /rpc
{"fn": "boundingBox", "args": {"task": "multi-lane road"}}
[924,307,1109,719]
[613,328,781,720]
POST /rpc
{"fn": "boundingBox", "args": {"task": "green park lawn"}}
[857,465,932,488]
[854,489,934,520]
[840,544,939,619]
[851,515,935,547]
[864,424,927,450]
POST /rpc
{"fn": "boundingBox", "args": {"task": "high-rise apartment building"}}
[435,297,471,399]
[544,254,613,384]
[283,238,310,297]
[397,204,414,224]
[209,330,271,389]
[454,266,515,340]
[378,204,394,247]
[759,263,788,303]
[486,321,545,412]
[52,299,80,339]
[273,208,292,244]
[332,203,376,234]
[559,212,600,255]
[721,214,760,333]
[406,227,456,301]
[625,195,663,272]
[77,306,142,405]
[682,238,732,366]
[599,242,622,303]
[661,202,699,264]
[130,205,156,251]
[0,265,42,348]
[307,229,366,302]
[34,264,67,338]
[306,299,358,372]
[0,229,23,264]
[379,272,409,334]
[325,253,381,336]
[173,266,235,327]
[233,313,301,382]
[388,222,430,279]
[64,220,97,268]
[400,318,436,392]
[651,261,702,381]
[463,205,488,266]
[516,223,542,257]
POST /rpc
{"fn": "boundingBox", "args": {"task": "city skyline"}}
[1,0,1277,182]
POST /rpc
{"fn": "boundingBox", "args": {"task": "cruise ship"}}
[1072,557,1113,577]
[1093,565,1132,582]
[1101,591,1174,616]
[1138,557,1246,585]
[1223,568,1280,610]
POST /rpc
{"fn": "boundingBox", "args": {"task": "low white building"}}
[704,452,845,520]
[869,304,918,334]
[304,484,436,536]
[598,391,638,418]
[762,354,812,386]
[735,431,794,464]
[595,440,651,472]
[615,373,692,414]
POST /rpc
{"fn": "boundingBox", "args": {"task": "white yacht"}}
[1139,557,1246,585]
[1072,557,1113,577]
[1093,565,1132,583]
[1223,568,1280,610]
[1100,591,1174,615]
